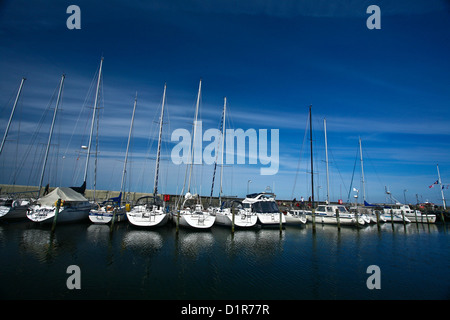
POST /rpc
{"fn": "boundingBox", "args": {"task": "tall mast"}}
[187,79,202,193]
[359,137,366,203]
[309,105,315,207]
[38,74,65,197]
[219,97,227,205]
[437,164,446,210]
[83,57,103,184]
[0,78,26,156]
[153,83,166,196]
[324,118,330,204]
[309,105,316,230]
[120,93,137,198]
[209,98,226,205]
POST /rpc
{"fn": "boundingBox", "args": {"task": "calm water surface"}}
[0,220,449,300]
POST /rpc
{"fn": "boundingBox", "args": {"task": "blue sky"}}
[1,0,450,204]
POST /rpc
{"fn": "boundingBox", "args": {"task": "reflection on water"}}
[122,229,164,252]
[0,220,448,300]
[175,231,215,259]
[20,228,59,263]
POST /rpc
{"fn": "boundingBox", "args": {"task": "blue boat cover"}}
[102,192,122,206]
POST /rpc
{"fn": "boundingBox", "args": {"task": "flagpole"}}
[437,164,446,210]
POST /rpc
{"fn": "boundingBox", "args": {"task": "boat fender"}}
[54,200,66,207]
[125,203,131,212]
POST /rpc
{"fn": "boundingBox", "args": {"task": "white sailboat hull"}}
[382,213,411,223]
[307,214,365,226]
[214,210,257,228]
[126,210,169,227]
[368,212,387,223]
[405,213,436,223]
[285,211,307,225]
[257,213,285,226]
[173,211,215,229]
[89,207,127,224]
[361,214,371,224]
[27,203,91,224]
[0,200,30,220]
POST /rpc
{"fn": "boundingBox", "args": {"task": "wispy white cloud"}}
[224,106,450,136]
[325,115,450,136]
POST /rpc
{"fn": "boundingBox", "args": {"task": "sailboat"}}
[381,206,412,223]
[284,209,307,225]
[311,203,364,225]
[26,187,92,224]
[302,108,364,226]
[173,80,215,229]
[287,116,337,227]
[207,98,257,228]
[383,203,435,223]
[89,93,138,224]
[126,83,169,228]
[349,138,385,223]
[286,118,338,228]
[367,165,441,224]
[377,187,411,223]
[89,192,127,224]
[28,58,105,224]
[212,200,258,228]
[0,78,33,221]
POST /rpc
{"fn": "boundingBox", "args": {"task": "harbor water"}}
[0,220,448,300]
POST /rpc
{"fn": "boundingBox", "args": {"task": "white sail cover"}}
[38,187,88,206]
